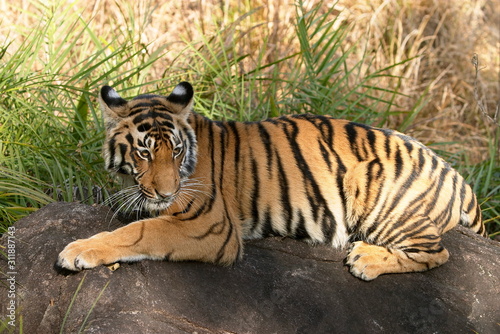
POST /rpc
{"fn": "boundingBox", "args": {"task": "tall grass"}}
[0,0,498,236]
[0,1,167,227]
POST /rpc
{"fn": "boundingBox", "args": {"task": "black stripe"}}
[318,140,333,172]
[385,148,422,213]
[275,152,292,234]
[366,158,383,189]
[129,222,145,246]
[403,139,413,154]
[295,211,309,239]
[465,185,477,213]
[473,204,483,235]
[404,245,444,254]
[133,111,173,124]
[118,143,128,162]
[394,146,403,179]
[131,101,154,108]
[151,105,175,113]
[332,149,348,232]
[403,184,436,219]
[215,218,235,264]
[384,132,392,159]
[182,126,197,177]
[418,147,426,170]
[158,120,175,129]
[282,117,336,241]
[193,221,224,239]
[137,123,152,132]
[204,122,218,214]
[217,122,227,198]
[249,157,261,232]
[345,123,363,161]
[227,122,242,214]
[227,122,240,171]
[125,133,134,146]
[127,100,174,117]
[366,130,377,154]
[360,161,387,237]
[433,173,458,226]
[422,167,452,219]
[128,106,150,117]
[318,115,335,148]
[458,178,467,217]
[361,160,385,229]
[172,198,197,216]
[382,215,430,245]
[178,120,217,221]
[258,123,273,175]
[370,155,423,240]
[431,155,439,171]
[107,138,117,170]
[298,114,335,148]
[261,207,274,236]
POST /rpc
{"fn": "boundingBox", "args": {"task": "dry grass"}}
[1,0,498,161]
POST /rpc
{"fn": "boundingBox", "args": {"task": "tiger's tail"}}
[459,185,487,237]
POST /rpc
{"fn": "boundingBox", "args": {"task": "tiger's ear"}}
[99,86,130,123]
[166,82,194,119]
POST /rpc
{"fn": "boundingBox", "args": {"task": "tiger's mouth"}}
[109,177,201,216]
[142,193,177,212]
[135,182,180,212]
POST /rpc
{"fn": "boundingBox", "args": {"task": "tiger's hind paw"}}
[345,240,450,281]
[345,241,393,281]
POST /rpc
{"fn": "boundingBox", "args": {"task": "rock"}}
[1,202,499,334]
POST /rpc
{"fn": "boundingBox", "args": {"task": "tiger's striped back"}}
[181,113,485,247]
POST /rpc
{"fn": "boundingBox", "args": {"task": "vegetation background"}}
[0,0,498,237]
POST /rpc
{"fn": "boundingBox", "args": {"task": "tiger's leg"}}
[345,218,449,281]
[57,216,242,271]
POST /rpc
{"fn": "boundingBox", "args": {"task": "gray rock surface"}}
[1,202,499,333]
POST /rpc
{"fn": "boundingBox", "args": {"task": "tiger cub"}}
[57,82,486,280]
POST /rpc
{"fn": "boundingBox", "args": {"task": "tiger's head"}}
[99,82,198,212]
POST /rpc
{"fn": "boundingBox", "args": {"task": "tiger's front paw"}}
[57,232,113,271]
[345,241,390,281]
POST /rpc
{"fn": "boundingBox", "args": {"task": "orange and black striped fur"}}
[57,82,486,280]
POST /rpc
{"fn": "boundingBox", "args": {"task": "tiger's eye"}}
[173,146,183,157]
[137,149,151,160]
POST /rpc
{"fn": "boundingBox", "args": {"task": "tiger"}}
[57,81,486,281]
